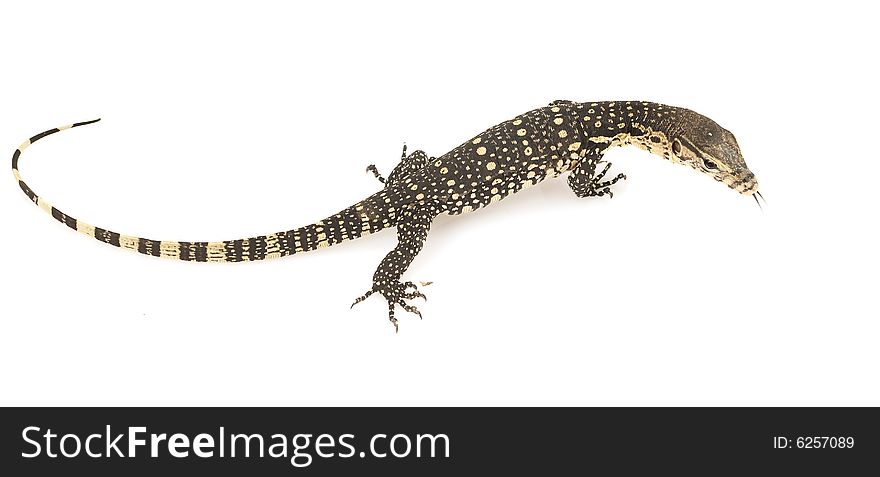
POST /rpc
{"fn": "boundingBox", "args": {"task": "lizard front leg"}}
[366,144,431,188]
[351,204,435,331]
[567,145,627,198]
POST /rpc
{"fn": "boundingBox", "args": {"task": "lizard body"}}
[11,101,760,330]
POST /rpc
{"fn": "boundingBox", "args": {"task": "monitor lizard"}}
[11,100,761,331]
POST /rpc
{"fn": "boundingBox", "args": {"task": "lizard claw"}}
[351,289,374,308]
[366,164,386,184]
[594,172,627,198]
[398,300,423,319]
[403,281,431,299]
[351,280,429,330]
[387,301,399,333]
[403,291,427,301]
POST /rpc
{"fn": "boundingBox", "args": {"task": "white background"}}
[1,2,877,406]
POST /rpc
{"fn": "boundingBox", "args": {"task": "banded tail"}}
[11,119,398,262]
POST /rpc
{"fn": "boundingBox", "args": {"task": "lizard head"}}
[668,109,759,198]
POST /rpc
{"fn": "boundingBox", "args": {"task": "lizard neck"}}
[576,101,686,163]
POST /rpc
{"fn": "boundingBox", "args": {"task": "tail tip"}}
[73,118,102,128]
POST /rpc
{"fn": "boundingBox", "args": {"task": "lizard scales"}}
[11,100,760,330]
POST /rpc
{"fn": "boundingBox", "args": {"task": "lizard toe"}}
[351,280,427,330]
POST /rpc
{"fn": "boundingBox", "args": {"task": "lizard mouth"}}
[738,181,758,195]
[732,172,758,195]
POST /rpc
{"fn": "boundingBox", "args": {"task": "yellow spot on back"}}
[476,146,487,155]
[551,106,560,113]
[558,130,568,138]
[524,146,533,156]
[512,119,522,125]
[553,117,563,125]
[516,128,527,137]
[568,142,581,151]
[486,161,496,170]
[472,137,482,144]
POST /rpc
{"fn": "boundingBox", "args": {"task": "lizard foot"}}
[568,159,627,199]
[351,280,428,332]
[594,174,626,198]
[591,162,627,198]
[366,164,386,184]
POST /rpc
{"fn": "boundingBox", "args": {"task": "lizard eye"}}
[702,158,718,170]
[671,138,682,155]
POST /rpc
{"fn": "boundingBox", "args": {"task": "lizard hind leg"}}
[350,205,435,331]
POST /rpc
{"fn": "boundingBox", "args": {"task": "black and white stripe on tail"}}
[12,119,394,262]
